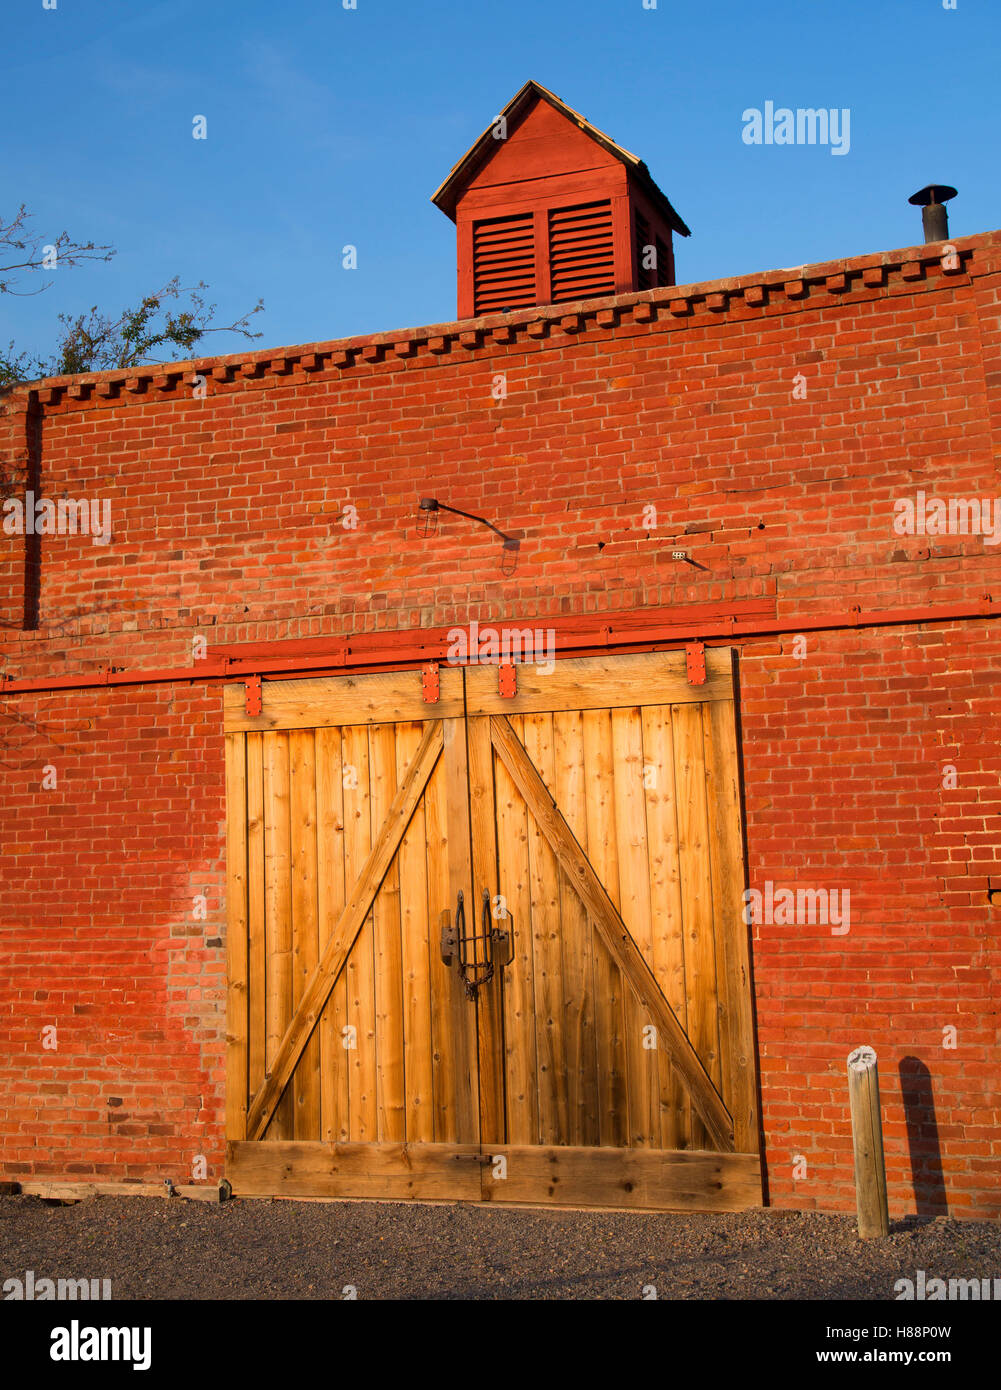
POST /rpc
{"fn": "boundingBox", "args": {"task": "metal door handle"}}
[439,889,513,999]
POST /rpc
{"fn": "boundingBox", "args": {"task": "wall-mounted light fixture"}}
[419,497,521,575]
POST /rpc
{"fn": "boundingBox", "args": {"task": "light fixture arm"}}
[419,497,520,551]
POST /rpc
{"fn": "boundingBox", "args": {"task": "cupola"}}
[432,80,690,319]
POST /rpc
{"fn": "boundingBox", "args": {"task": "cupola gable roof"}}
[431,80,690,237]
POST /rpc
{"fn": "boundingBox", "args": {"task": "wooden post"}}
[847,1045,890,1238]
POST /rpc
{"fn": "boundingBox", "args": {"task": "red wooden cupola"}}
[432,80,690,320]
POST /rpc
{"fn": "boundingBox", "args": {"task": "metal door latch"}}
[440,890,511,999]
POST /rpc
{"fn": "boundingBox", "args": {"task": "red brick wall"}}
[741,622,1000,1217]
[1,686,226,1181]
[2,231,999,1214]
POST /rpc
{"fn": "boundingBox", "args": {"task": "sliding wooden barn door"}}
[223,649,761,1211]
[223,670,483,1199]
[463,650,761,1211]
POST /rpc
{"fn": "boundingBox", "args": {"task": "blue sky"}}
[3,0,998,362]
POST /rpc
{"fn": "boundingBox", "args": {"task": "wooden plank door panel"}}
[225,669,482,1197]
[462,649,761,1211]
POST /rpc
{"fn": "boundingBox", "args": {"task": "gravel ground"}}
[2,1195,999,1300]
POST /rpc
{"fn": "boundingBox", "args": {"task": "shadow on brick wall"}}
[899,1056,947,1218]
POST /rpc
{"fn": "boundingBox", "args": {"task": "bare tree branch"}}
[0,203,115,296]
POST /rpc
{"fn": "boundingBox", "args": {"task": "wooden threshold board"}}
[227,1142,762,1213]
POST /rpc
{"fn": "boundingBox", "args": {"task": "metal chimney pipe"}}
[908,184,958,243]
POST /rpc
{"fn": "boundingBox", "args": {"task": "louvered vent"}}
[635,211,670,291]
[472,213,537,313]
[548,200,615,303]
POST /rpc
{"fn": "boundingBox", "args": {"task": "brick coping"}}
[2,230,997,410]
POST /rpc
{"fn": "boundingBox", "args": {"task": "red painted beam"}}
[203,599,777,663]
[0,596,996,697]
